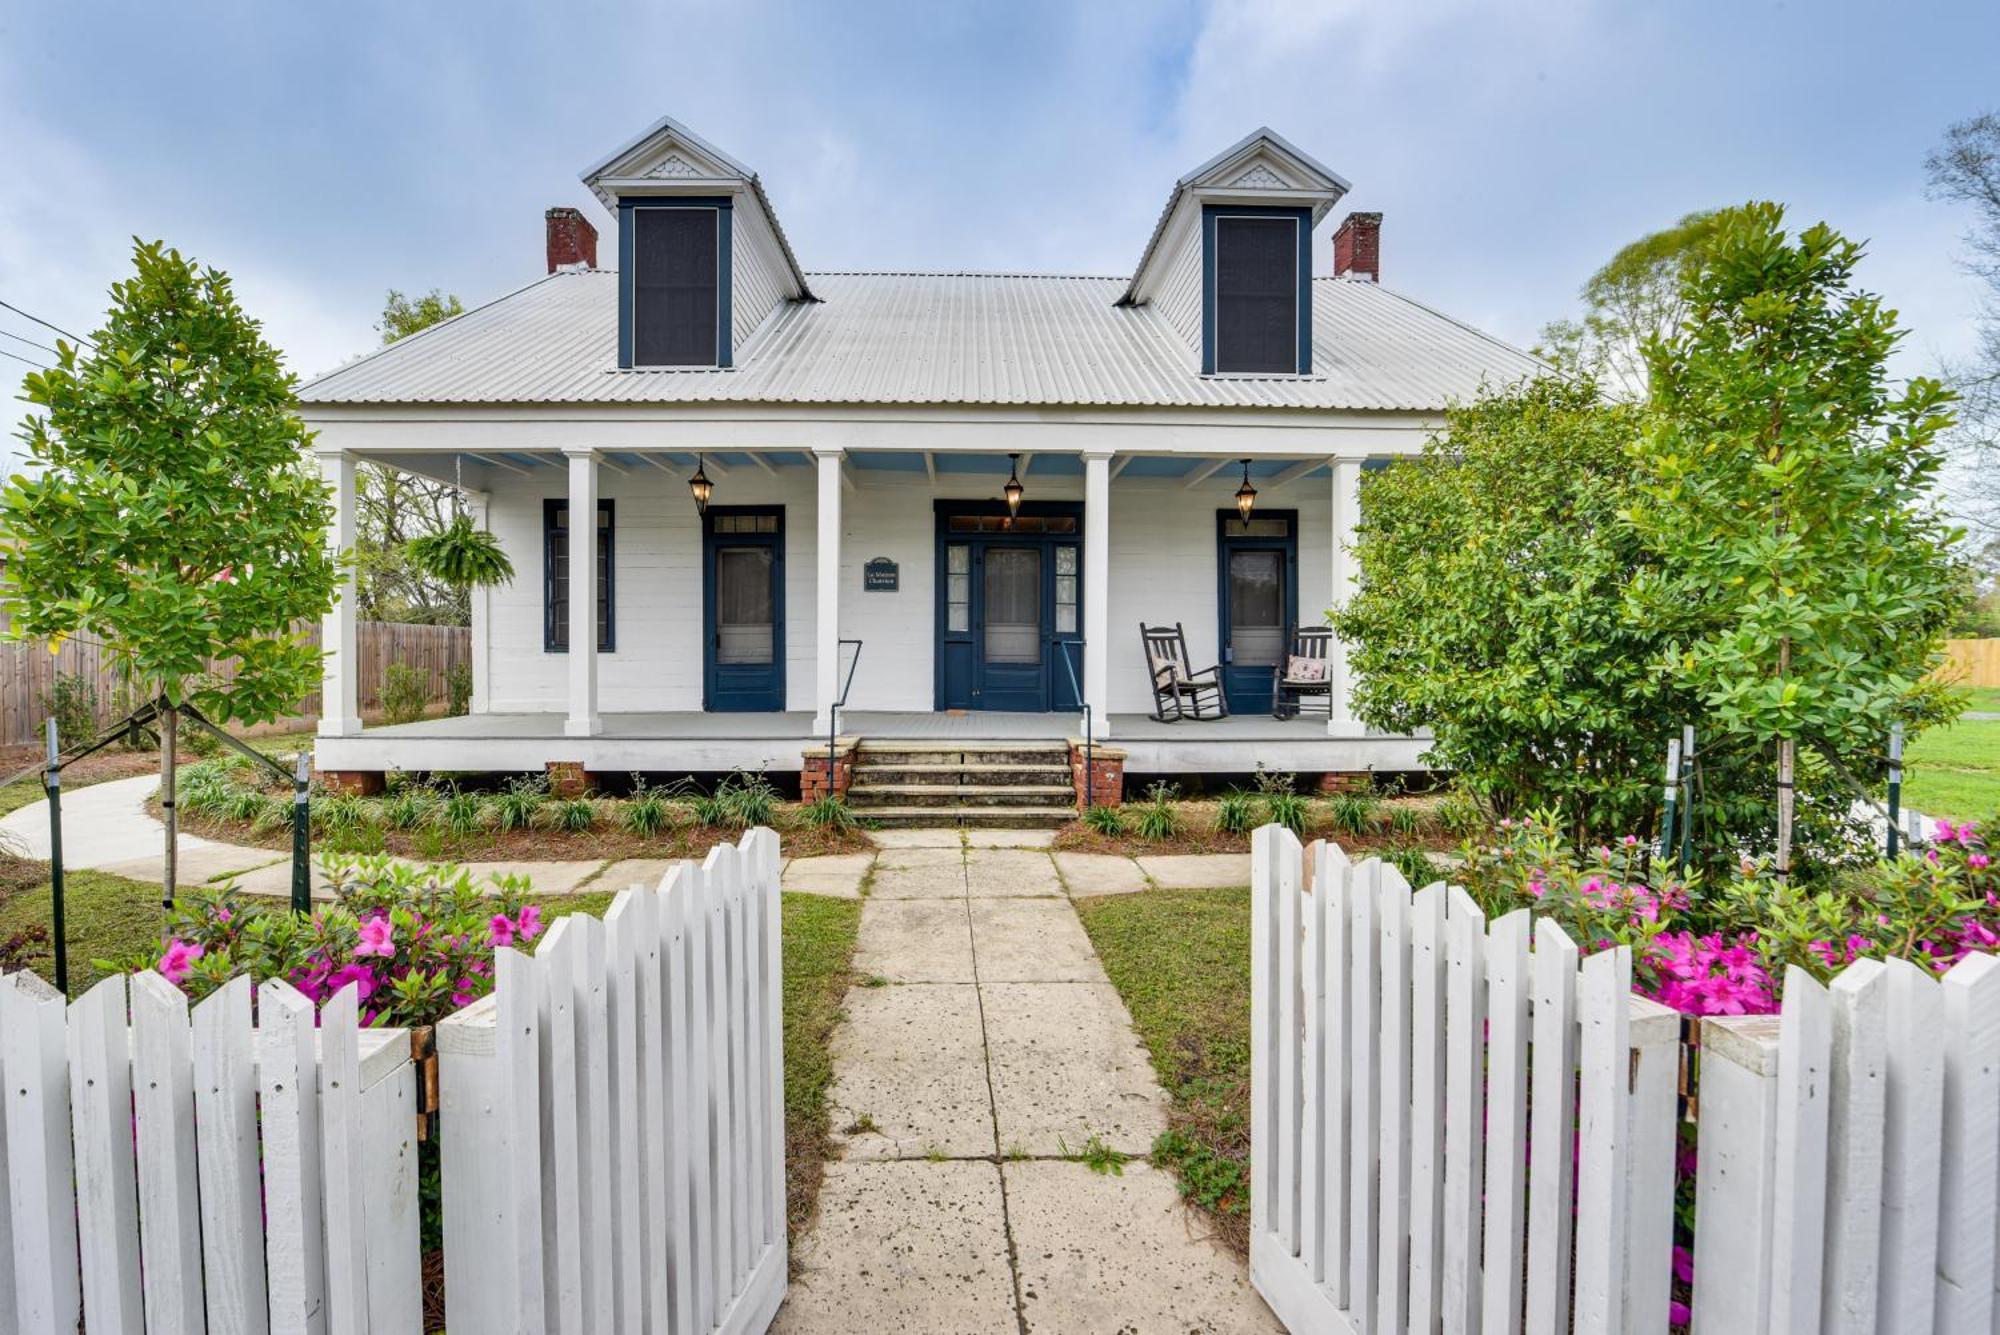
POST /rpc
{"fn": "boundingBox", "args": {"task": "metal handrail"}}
[826,639,863,799]
[1058,640,1093,810]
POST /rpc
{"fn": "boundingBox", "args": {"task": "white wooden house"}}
[301,116,1539,818]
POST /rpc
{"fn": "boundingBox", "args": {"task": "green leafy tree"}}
[1537,210,1722,399]
[2,240,341,904]
[1329,377,1685,842]
[1626,203,1964,874]
[375,288,465,343]
[1925,111,2000,543]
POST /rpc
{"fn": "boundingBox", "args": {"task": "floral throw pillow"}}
[1286,656,1328,683]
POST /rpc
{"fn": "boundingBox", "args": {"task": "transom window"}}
[945,514,1079,534]
[1206,207,1310,376]
[711,512,778,534]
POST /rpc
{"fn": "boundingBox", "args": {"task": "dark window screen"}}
[633,208,719,366]
[1214,216,1299,374]
[544,500,614,652]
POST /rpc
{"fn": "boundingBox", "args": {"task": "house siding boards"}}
[730,200,791,354]
[1151,211,1205,367]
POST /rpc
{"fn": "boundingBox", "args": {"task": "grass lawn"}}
[1964,686,2000,713]
[1072,884,1253,1253]
[0,725,319,822]
[0,863,862,1244]
[1904,714,2000,822]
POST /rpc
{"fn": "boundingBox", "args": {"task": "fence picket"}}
[192,976,269,1335]
[1275,829,1302,1260]
[539,916,586,1333]
[319,984,371,1335]
[1821,960,1887,1334]
[602,890,646,1335]
[631,884,675,1332]
[131,971,206,1335]
[1622,996,1679,1335]
[360,1027,421,1335]
[1480,908,1531,1335]
[1441,886,1487,1333]
[1935,953,2000,1331]
[1770,969,1832,1335]
[1879,958,1944,1334]
[1574,946,1631,1335]
[1346,859,1383,1331]
[1523,919,1578,1335]
[1406,880,1447,1334]
[753,828,788,1257]
[575,912,617,1334]
[661,868,700,1332]
[1319,841,1352,1299]
[69,974,144,1335]
[725,840,756,1286]
[259,979,327,1335]
[1,970,80,1334]
[1374,866,1413,1333]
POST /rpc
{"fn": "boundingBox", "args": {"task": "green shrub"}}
[438,788,484,836]
[1327,790,1376,838]
[1388,803,1426,840]
[1082,804,1126,835]
[183,724,223,758]
[549,797,596,833]
[1435,787,1485,838]
[1213,790,1256,835]
[622,779,673,836]
[491,775,546,832]
[1262,790,1309,835]
[384,786,438,831]
[1134,782,1183,841]
[40,671,98,744]
[311,792,371,837]
[444,662,474,718]
[1382,843,1438,887]
[250,794,294,834]
[797,794,857,832]
[223,787,268,824]
[380,662,429,726]
[694,772,779,829]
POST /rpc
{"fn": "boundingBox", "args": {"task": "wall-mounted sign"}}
[862,557,899,592]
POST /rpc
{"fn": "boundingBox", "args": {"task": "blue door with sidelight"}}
[703,507,785,712]
[1216,509,1298,715]
[935,502,1083,713]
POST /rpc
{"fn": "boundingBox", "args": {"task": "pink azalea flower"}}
[488,913,516,948]
[1970,853,1992,870]
[355,914,395,958]
[328,962,377,1001]
[158,939,204,984]
[516,904,545,941]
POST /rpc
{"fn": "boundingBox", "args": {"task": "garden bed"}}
[1053,788,1462,876]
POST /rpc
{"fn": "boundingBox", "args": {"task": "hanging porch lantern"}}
[1234,459,1258,522]
[689,454,714,516]
[1003,453,1025,518]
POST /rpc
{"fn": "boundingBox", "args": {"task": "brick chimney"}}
[545,207,599,273]
[1332,212,1382,282]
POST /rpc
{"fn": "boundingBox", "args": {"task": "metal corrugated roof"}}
[298,269,1542,412]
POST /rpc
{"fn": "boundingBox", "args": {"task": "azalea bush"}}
[1460,809,1999,1017]
[117,854,542,1027]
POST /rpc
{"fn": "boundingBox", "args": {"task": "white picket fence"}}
[0,968,420,1334]
[1695,953,2000,1333]
[439,827,788,1335]
[1250,827,1684,1335]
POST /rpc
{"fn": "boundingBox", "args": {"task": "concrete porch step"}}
[849,784,1075,809]
[853,741,1070,769]
[860,805,1075,829]
[852,764,1071,787]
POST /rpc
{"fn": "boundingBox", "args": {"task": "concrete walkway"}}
[775,843,1273,1335]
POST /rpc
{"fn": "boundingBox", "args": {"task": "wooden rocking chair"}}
[1272,626,1335,719]
[1141,622,1230,721]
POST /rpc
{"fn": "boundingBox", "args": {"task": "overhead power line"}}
[0,327,58,355]
[0,298,92,349]
[0,347,52,371]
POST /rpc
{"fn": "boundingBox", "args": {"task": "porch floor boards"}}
[355,709,1333,743]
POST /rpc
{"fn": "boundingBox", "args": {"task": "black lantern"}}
[1234,459,1257,522]
[1003,453,1025,518]
[688,454,714,516]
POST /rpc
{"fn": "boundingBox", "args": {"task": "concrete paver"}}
[980,981,1169,1157]
[870,845,966,871]
[773,1160,1018,1335]
[97,844,284,886]
[854,899,975,984]
[1006,1161,1281,1333]
[869,862,968,900]
[1134,852,1249,889]
[590,857,686,894]
[966,899,1105,984]
[1052,850,1149,897]
[827,983,992,1162]
[867,828,965,850]
[962,848,1063,898]
[963,828,1056,849]
[457,860,606,895]
[781,851,874,898]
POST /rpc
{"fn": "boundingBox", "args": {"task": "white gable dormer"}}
[580,115,813,369]
[1121,129,1350,376]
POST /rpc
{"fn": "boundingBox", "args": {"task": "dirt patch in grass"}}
[1072,885,1254,1254]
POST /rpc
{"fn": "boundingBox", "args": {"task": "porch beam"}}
[746,451,781,477]
[698,455,730,478]
[1265,457,1328,490]
[635,453,679,475]
[1328,456,1364,736]
[1083,450,1113,743]
[1109,453,1132,479]
[596,456,630,477]
[1181,457,1232,489]
[813,447,844,733]
[466,451,531,477]
[923,451,937,485]
[1016,452,1033,479]
[316,449,363,737]
[563,447,602,737]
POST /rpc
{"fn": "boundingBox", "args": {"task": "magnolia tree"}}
[2,240,341,904]
[1627,202,1964,874]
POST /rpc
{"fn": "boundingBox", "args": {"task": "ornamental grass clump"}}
[797,794,858,832]
[1134,782,1183,841]
[622,779,674,836]
[1082,804,1126,836]
[1213,790,1257,835]
[120,854,540,1028]
[491,774,546,832]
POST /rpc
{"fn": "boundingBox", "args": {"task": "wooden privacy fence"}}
[0,969,420,1334]
[1695,953,2000,1333]
[0,618,469,745]
[439,828,788,1335]
[1249,827,1680,1335]
[1943,637,2000,688]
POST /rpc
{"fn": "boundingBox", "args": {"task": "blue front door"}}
[1216,509,1297,715]
[936,503,1083,712]
[704,507,785,712]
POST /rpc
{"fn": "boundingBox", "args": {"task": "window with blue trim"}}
[618,197,733,369]
[1203,205,1312,375]
[544,499,614,652]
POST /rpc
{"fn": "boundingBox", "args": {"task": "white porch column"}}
[563,446,601,737]
[1082,449,1113,739]
[1328,456,1364,735]
[467,488,492,715]
[316,448,362,737]
[812,446,844,733]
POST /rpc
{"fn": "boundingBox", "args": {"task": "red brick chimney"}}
[1332,212,1382,282]
[545,207,599,273]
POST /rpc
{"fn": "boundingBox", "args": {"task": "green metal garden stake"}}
[1886,722,1904,859]
[291,752,312,915]
[1658,735,1681,868]
[44,718,67,994]
[1676,724,1696,875]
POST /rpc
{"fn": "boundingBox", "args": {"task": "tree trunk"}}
[160,702,177,937]
[1775,737,1796,878]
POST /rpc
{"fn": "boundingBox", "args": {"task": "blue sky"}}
[1,0,1994,402]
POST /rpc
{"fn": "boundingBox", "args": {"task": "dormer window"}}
[1204,205,1312,375]
[618,197,733,368]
